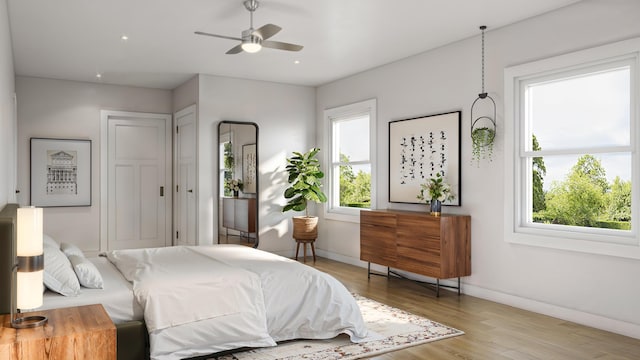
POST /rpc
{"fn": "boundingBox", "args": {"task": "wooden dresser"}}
[0,304,116,360]
[360,209,471,295]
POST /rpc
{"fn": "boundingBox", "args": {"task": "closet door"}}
[102,111,172,250]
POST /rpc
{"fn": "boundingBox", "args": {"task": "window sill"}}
[324,209,362,223]
[506,228,640,260]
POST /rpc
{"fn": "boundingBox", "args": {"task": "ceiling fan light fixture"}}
[241,33,262,53]
[242,41,262,53]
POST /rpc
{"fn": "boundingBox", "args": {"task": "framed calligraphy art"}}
[388,111,461,205]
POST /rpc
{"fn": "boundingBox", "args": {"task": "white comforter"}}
[106,245,368,360]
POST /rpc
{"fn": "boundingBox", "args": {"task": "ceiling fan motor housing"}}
[241,29,262,52]
[243,0,259,12]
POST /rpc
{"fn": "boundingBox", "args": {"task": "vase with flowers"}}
[416,173,455,216]
[225,178,243,197]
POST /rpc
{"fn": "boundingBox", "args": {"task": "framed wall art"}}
[30,138,92,207]
[242,143,257,194]
[388,111,461,205]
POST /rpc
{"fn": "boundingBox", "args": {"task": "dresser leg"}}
[436,279,440,297]
[367,262,371,279]
[458,277,461,295]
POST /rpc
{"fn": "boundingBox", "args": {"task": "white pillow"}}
[43,234,59,249]
[60,242,84,257]
[68,255,104,289]
[44,245,81,296]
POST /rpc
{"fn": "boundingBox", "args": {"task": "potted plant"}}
[417,173,455,216]
[282,148,328,240]
[471,126,495,165]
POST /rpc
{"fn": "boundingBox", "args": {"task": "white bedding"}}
[44,245,369,360]
[107,246,276,360]
[41,256,143,324]
[191,245,369,342]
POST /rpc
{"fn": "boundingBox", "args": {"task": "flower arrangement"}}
[224,178,243,192]
[417,173,455,203]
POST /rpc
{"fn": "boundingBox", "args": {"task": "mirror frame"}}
[217,120,259,248]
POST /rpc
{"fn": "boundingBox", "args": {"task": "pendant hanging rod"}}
[479,25,487,99]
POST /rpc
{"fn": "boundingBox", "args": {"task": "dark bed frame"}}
[0,204,149,360]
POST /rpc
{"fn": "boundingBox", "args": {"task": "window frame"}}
[324,99,377,222]
[504,37,640,259]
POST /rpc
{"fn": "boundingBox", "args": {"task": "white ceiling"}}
[7,0,581,89]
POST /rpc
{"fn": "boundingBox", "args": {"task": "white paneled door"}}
[100,111,172,250]
[174,105,197,246]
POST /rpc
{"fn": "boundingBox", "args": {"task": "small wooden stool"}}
[295,238,316,262]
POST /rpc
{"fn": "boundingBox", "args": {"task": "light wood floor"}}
[302,256,640,360]
[218,234,256,247]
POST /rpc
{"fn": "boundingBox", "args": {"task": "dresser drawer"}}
[361,210,397,227]
[360,223,396,266]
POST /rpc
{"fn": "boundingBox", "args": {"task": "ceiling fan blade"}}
[194,31,242,42]
[226,44,244,55]
[253,24,281,40]
[262,40,303,52]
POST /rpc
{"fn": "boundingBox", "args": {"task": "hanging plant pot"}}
[470,25,497,166]
[471,124,495,164]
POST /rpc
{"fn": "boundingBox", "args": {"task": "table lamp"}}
[11,206,47,328]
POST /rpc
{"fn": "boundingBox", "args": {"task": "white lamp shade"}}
[17,270,44,309]
[17,207,43,256]
[16,206,44,310]
[241,42,262,53]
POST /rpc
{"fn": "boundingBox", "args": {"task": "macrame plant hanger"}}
[470,25,496,161]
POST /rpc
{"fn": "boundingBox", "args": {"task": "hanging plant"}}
[470,25,497,166]
[471,126,495,164]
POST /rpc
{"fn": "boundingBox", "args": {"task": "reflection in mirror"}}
[217,121,259,247]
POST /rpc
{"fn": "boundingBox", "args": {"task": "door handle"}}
[188,189,193,193]
[160,186,164,197]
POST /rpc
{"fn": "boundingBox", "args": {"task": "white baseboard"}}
[462,283,640,340]
[316,249,640,340]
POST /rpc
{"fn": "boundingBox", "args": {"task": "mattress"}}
[41,256,143,324]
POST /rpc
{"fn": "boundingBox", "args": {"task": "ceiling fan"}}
[195,0,303,54]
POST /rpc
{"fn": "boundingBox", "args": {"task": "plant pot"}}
[430,200,442,216]
[292,216,318,240]
[471,126,495,163]
[233,190,239,197]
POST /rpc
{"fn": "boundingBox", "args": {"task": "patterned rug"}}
[213,294,463,360]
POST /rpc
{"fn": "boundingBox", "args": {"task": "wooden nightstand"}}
[0,304,116,360]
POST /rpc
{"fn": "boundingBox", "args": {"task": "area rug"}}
[212,294,463,360]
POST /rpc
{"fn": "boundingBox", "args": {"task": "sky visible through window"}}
[335,115,370,174]
[336,115,369,160]
[527,66,631,190]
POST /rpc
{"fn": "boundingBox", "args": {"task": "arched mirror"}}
[217,121,259,247]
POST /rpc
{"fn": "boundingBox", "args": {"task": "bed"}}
[0,204,369,360]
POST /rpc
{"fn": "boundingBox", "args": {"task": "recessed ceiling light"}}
[96,73,102,79]
[121,35,129,41]
[294,60,300,64]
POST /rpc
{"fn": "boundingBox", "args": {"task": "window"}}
[325,99,376,220]
[219,132,233,197]
[504,38,640,258]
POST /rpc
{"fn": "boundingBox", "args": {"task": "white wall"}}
[315,0,640,338]
[173,75,198,113]
[0,0,15,208]
[197,74,316,254]
[16,76,172,253]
